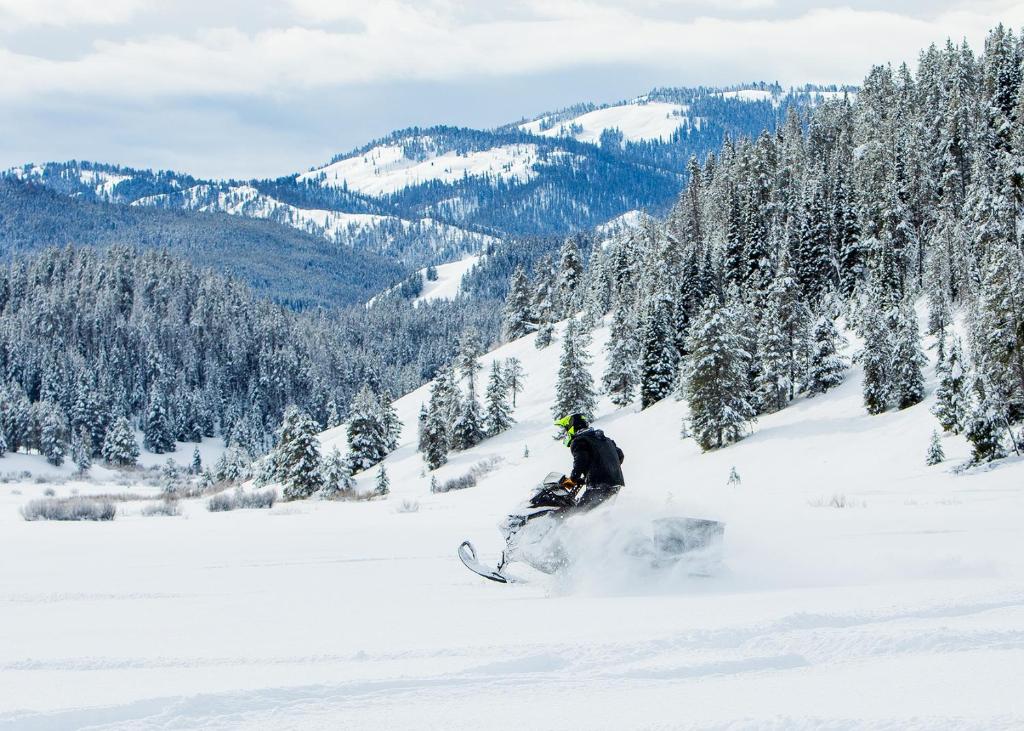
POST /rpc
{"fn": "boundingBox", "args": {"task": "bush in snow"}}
[207,488,277,512]
[434,473,477,493]
[141,500,181,517]
[808,494,866,509]
[396,499,420,514]
[21,497,116,521]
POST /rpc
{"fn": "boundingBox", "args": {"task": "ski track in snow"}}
[1,308,1023,729]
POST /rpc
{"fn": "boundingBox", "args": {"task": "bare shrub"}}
[396,499,420,514]
[21,497,116,521]
[207,488,277,512]
[43,487,56,497]
[808,494,866,509]
[433,457,504,494]
[141,500,181,517]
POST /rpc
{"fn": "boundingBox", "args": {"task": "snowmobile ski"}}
[458,541,512,584]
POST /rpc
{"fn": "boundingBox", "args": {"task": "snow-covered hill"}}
[298,139,568,196]
[132,182,496,253]
[3,307,1022,729]
[520,100,692,144]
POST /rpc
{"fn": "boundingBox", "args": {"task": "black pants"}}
[575,483,621,511]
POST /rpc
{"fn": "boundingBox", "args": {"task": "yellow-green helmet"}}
[555,413,589,446]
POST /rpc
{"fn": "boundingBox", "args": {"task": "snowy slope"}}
[520,101,690,144]
[298,140,561,195]
[414,254,481,304]
[2,311,1023,729]
[133,183,495,251]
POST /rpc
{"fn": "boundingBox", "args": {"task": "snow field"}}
[1,312,1023,728]
[297,141,549,196]
[520,101,690,144]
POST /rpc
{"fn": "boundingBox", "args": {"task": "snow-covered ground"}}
[298,141,556,195]
[2,313,1023,729]
[520,101,690,144]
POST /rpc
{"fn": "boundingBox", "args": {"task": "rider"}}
[554,413,625,511]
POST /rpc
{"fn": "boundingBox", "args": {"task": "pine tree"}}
[926,429,945,465]
[276,406,324,500]
[71,425,91,473]
[965,383,1007,464]
[346,384,387,473]
[379,390,401,452]
[553,317,597,421]
[452,389,485,451]
[143,385,175,454]
[535,320,554,349]
[684,297,756,450]
[933,339,967,433]
[485,361,514,436]
[556,236,585,318]
[423,378,451,470]
[891,302,927,409]
[321,447,354,499]
[638,298,677,409]
[162,458,181,494]
[532,255,556,349]
[806,316,848,395]
[502,266,534,341]
[102,416,139,467]
[416,403,429,452]
[755,251,811,413]
[375,463,390,497]
[0,428,6,458]
[503,358,526,407]
[39,404,67,467]
[860,296,892,415]
[603,301,639,408]
[191,446,202,475]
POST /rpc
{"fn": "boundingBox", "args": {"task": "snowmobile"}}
[458,472,725,583]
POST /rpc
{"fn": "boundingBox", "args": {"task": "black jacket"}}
[569,428,625,487]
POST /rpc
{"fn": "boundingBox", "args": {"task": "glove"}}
[559,476,576,490]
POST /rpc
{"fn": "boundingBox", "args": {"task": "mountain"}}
[0,177,405,309]
[2,83,848,287]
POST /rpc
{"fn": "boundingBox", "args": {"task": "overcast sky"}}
[2,0,1023,179]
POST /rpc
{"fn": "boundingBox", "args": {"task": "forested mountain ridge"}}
[3,83,829,280]
[0,177,405,309]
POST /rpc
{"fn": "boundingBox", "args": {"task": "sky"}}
[2,0,1024,180]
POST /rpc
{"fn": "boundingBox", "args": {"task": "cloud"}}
[1,2,1022,101]
[0,0,148,29]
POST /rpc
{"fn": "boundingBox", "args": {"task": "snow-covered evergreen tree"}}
[891,302,927,409]
[71,425,91,473]
[452,390,485,451]
[532,255,557,350]
[423,378,452,470]
[603,301,639,408]
[416,403,429,453]
[860,296,892,415]
[638,298,677,409]
[502,266,534,341]
[485,361,514,436]
[276,405,324,500]
[191,446,202,475]
[553,317,597,421]
[805,316,848,395]
[39,403,67,466]
[0,428,6,458]
[102,415,139,467]
[321,446,354,499]
[379,390,401,452]
[375,463,390,497]
[684,297,756,450]
[143,385,175,454]
[346,384,387,473]
[556,236,585,318]
[755,250,811,413]
[926,429,945,465]
[933,339,967,433]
